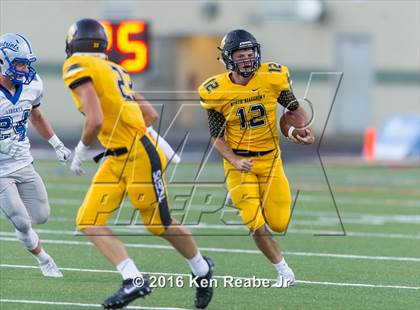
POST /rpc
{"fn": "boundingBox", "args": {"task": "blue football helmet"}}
[0,33,37,85]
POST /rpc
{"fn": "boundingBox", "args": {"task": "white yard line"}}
[0,298,189,309]
[1,213,419,239]
[31,208,420,227]
[1,234,419,263]
[47,195,419,208]
[6,211,420,227]
[290,216,420,226]
[0,264,419,291]
[295,210,420,220]
[288,228,420,240]
[2,217,419,240]
[10,212,420,228]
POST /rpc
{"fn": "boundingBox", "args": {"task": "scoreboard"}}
[100,20,150,74]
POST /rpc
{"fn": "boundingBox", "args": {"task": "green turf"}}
[1,160,419,310]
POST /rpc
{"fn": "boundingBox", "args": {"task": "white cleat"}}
[39,258,63,278]
[272,267,295,288]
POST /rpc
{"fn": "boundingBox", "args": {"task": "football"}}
[279,108,309,138]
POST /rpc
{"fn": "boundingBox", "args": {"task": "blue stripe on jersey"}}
[0,84,23,105]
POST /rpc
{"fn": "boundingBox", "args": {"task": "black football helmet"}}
[65,18,108,57]
[218,29,261,77]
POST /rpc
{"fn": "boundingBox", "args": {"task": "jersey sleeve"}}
[62,56,95,90]
[198,77,223,113]
[31,74,43,108]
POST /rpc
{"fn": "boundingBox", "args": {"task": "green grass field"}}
[1,159,419,310]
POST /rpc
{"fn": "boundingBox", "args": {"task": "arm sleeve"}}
[277,90,299,111]
[207,109,226,138]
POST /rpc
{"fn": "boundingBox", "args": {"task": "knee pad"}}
[15,228,39,251]
[263,199,291,233]
[266,217,290,233]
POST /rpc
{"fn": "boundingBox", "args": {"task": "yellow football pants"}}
[76,134,171,235]
[224,151,292,232]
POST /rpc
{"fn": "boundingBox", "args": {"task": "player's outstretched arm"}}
[29,108,71,163]
[70,80,103,175]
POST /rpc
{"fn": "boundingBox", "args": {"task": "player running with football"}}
[0,33,71,277]
[199,29,314,287]
[63,19,214,309]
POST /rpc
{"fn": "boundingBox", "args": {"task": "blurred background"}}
[1,0,419,162]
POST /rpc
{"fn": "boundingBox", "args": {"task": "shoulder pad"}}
[62,55,95,88]
[259,62,289,74]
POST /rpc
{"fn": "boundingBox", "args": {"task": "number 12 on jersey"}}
[236,104,266,129]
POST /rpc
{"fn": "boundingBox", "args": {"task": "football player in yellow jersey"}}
[199,29,314,288]
[62,19,214,309]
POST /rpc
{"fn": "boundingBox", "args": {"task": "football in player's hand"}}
[279,108,309,138]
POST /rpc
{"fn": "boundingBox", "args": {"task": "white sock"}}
[116,258,142,280]
[187,251,209,277]
[273,257,289,274]
[33,249,51,265]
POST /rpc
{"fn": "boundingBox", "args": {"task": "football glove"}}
[48,135,71,164]
[70,140,90,175]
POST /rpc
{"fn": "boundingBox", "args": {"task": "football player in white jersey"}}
[0,33,71,277]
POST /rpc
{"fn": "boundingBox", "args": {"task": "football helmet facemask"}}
[65,18,108,58]
[218,29,261,78]
[0,33,37,85]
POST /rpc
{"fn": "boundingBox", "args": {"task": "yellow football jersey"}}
[199,62,291,152]
[62,55,146,149]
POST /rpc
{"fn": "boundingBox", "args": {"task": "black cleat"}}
[101,277,152,309]
[193,256,215,309]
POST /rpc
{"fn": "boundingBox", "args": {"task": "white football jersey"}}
[0,74,43,177]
